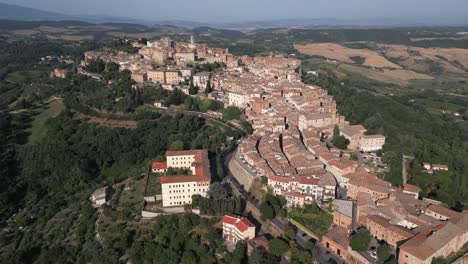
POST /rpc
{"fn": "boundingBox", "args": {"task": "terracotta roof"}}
[223,214,255,233]
[165,149,202,157]
[340,126,362,137]
[160,149,211,184]
[427,204,462,221]
[160,175,210,184]
[356,192,375,207]
[400,222,465,261]
[323,226,349,248]
[349,125,367,133]
[152,161,167,170]
[298,175,319,185]
[268,175,291,183]
[367,215,414,238]
[329,159,357,170]
[403,184,421,194]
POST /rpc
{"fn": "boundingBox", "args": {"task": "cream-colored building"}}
[228,91,251,108]
[131,71,147,83]
[339,125,366,150]
[147,69,166,83]
[299,113,339,130]
[174,52,195,64]
[222,214,256,243]
[157,150,211,207]
[193,72,211,88]
[360,135,385,152]
[165,70,182,85]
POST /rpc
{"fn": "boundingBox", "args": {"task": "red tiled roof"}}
[298,175,319,185]
[160,149,211,184]
[323,226,349,248]
[367,215,414,238]
[152,161,167,170]
[427,204,462,221]
[165,150,201,157]
[160,175,210,184]
[268,175,291,183]
[223,214,255,233]
[329,159,357,170]
[349,125,367,133]
[403,184,421,194]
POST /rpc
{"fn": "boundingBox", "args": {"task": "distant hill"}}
[1,2,467,33]
[0,3,76,21]
[0,3,155,25]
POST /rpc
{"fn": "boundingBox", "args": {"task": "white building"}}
[360,135,385,152]
[91,186,109,207]
[267,171,337,206]
[222,214,256,243]
[193,72,211,88]
[157,150,211,207]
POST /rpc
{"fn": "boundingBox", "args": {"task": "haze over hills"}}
[2,2,468,31]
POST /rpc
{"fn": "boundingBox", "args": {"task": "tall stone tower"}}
[189,35,196,49]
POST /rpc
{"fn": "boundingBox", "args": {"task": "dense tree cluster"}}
[349,229,371,251]
[260,193,287,220]
[0,108,239,261]
[192,195,245,215]
[332,125,350,149]
[222,106,241,120]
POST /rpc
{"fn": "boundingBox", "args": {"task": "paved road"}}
[223,148,286,235]
[314,243,345,264]
[294,230,315,250]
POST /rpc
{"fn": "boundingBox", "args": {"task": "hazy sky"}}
[3,0,468,23]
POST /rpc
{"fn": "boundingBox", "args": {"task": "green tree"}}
[431,258,450,264]
[260,202,274,220]
[204,80,213,95]
[85,58,105,73]
[349,229,371,252]
[222,106,241,120]
[332,125,350,149]
[249,247,277,264]
[241,120,254,134]
[377,243,391,264]
[207,182,228,200]
[284,224,295,239]
[216,155,225,179]
[189,77,198,95]
[231,241,246,264]
[291,246,311,264]
[269,238,289,256]
[168,140,184,151]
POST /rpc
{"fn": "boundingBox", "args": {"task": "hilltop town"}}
[81,36,467,264]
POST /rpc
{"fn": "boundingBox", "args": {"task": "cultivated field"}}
[294,43,402,69]
[340,65,433,85]
[296,42,468,85]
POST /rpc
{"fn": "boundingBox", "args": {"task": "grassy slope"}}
[27,100,65,143]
